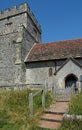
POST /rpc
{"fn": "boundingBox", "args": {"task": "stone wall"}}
[0,3,42,89]
[55,60,82,88]
[26,59,82,89]
[26,61,56,88]
[26,60,66,86]
[0,33,16,86]
[0,3,41,37]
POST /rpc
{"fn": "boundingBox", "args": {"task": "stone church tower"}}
[0,3,41,89]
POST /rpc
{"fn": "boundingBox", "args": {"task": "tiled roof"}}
[25,38,82,62]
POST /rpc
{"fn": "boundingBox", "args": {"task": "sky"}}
[0,0,82,43]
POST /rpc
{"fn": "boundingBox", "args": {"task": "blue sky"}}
[0,0,82,43]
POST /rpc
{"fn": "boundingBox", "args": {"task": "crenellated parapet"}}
[0,3,41,32]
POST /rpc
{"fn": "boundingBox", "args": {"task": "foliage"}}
[0,89,53,130]
[35,93,82,130]
[58,119,82,130]
[58,93,82,130]
[0,89,31,130]
[69,93,82,115]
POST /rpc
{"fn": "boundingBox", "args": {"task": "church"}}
[0,3,82,91]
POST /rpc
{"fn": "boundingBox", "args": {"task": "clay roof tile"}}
[25,38,82,62]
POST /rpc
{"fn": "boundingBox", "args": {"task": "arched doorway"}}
[65,74,78,88]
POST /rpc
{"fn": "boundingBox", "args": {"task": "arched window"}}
[49,68,53,77]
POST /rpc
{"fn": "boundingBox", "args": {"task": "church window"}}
[49,68,53,76]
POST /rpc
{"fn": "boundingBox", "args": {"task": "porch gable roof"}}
[54,57,82,75]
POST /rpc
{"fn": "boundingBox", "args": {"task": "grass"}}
[0,89,53,130]
[1,90,82,130]
[58,120,82,130]
[58,93,82,130]
[38,93,82,130]
[68,93,82,115]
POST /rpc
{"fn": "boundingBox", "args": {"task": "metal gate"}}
[54,86,75,101]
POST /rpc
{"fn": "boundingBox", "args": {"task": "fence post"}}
[42,86,45,108]
[52,86,55,97]
[29,93,33,117]
[54,85,57,97]
[45,79,48,91]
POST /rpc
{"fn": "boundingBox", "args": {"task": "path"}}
[38,101,69,129]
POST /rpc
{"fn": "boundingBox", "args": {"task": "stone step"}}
[38,101,69,129]
[40,113,63,122]
[45,101,69,114]
[57,99,70,102]
[38,120,61,129]
[44,109,65,115]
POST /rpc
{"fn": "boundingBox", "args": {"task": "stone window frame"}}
[49,68,53,77]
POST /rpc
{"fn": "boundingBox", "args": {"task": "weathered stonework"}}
[55,59,82,89]
[26,61,55,85]
[0,3,41,89]
[26,58,82,90]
